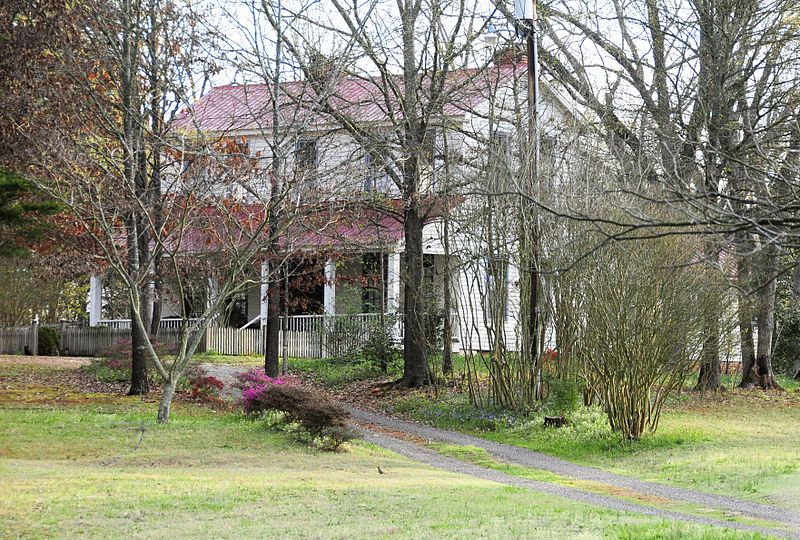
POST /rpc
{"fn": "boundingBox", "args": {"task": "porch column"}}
[387,252,401,336]
[324,259,336,315]
[206,277,219,321]
[260,261,269,326]
[88,275,103,326]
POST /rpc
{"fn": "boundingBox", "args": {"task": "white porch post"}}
[88,275,103,326]
[206,277,219,321]
[260,261,269,326]
[387,252,401,336]
[324,259,336,316]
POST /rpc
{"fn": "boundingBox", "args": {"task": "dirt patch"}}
[0,355,93,369]
[353,421,428,445]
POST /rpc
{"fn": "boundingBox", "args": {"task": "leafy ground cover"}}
[0,361,771,539]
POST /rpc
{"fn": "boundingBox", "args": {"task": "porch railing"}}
[0,313,398,358]
[206,313,398,358]
[98,318,202,330]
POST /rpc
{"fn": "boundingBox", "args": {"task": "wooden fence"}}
[59,327,202,356]
[206,313,389,358]
[97,318,201,330]
[0,313,391,358]
[0,327,33,355]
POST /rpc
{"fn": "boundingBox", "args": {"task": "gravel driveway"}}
[351,407,800,538]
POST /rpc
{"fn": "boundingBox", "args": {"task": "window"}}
[490,131,510,160]
[421,128,438,190]
[422,128,437,162]
[486,131,512,189]
[294,138,318,172]
[540,134,557,172]
[361,253,388,313]
[363,152,386,191]
[224,291,248,328]
[183,288,207,318]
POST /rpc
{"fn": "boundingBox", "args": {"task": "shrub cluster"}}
[239,369,356,450]
[190,375,224,401]
[179,365,226,401]
[37,327,60,356]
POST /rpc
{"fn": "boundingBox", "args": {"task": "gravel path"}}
[351,407,800,534]
[360,428,795,538]
[182,364,799,536]
[198,364,248,399]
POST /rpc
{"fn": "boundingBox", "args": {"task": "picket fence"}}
[0,327,33,355]
[0,313,390,358]
[205,313,388,357]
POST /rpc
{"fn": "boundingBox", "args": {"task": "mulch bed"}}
[0,360,224,407]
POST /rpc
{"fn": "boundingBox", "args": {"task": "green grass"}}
[394,389,800,509]
[685,372,799,392]
[290,356,401,387]
[0,365,773,539]
[186,351,264,366]
[427,443,788,531]
[279,354,800,510]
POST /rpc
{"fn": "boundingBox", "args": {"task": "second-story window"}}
[295,138,318,172]
[363,152,386,191]
[422,128,437,164]
[490,131,510,160]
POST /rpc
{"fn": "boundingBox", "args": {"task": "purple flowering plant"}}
[237,368,299,414]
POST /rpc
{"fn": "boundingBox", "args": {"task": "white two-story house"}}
[86,54,577,355]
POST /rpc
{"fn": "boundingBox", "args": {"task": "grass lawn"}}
[0,363,772,539]
[388,382,800,510]
[189,352,264,367]
[283,356,800,509]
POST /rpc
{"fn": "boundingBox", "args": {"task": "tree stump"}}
[543,416,568,428]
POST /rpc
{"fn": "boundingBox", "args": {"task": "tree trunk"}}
[129,242,152,395]
[695,315,721,391]
[737,298,758,387]
[400,203,429,387]
[125,215,149,396]
[441,217,453,376]
[150,269,163,337]
[264,259,281,377]
[754,242,781,389]
[157,378,176,423]
[128,304,150,395]
[695,253,721,392]
[735,239,758,388]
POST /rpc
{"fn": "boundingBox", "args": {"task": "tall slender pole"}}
[523,6,541,399]
[264,0,284,375]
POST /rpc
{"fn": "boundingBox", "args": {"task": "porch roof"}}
[176,197,425,255]
[286,206,404,251]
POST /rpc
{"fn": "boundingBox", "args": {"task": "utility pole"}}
[514,0,541,399]
[264,0,284,376]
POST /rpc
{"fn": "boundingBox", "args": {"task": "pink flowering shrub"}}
[237,368,298,414]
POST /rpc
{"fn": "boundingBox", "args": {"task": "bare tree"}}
[246,0,515,387]
[17,0,284,422]
[508,0,800,390]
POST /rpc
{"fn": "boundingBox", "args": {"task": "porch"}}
[84,249,460,356]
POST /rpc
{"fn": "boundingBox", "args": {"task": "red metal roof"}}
[173,64,525,133]
[173,197,422,254]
